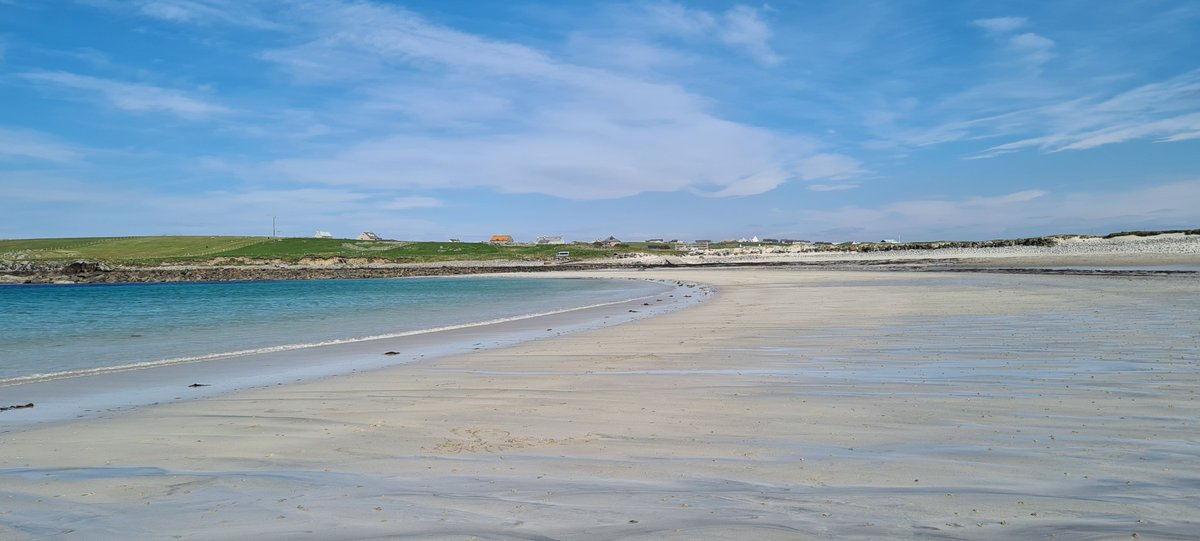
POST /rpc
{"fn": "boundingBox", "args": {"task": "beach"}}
[2,268,1198,539]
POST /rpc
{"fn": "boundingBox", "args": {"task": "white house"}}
[536,236,566,245]
[357,232,383,241]
[314,231,333,239]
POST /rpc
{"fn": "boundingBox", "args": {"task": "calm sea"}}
[0,277,665,383]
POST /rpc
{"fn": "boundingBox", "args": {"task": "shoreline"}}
[0,276,712,432]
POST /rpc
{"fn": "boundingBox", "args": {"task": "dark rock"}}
[62,260,112,274]
[0,403,35,412]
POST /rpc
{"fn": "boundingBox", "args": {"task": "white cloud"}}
[973,17,1028,34]
[717,5,780,66]
[272,117,823,200]
[706,167,789,197]
[638,2,779,66]
[20,71,230,119]
[973,16,1055,67]
[1161,130,1200,142]
[964,189,1047,205]
[83,0,281,29]
[974,71,1200,156]
[140,2,195,21]
[565,35,693,72]
[642,2,717,36]
[259,1,836,199]
[794,153,865,181]
[1010,32,1053,50]
[808,183,860,192]
[0,128,83,162]
[1008,32,1055,64]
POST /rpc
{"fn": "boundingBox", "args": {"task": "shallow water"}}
[0,277,664,382]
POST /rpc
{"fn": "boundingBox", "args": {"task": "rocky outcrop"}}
[0,260,65,273]
[62,260,113,274]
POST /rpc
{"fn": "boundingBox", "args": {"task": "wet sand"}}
[1,269,1198,540]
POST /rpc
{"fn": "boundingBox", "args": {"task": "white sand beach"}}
[2,268,1198,539]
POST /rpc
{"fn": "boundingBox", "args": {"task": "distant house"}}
[357,231,383,241]
[536,235,566,245]
[448,238,461,243]
[644,238,664,243]
[594,236,622,247]
[490,235,514,245]
[314,231,333,239]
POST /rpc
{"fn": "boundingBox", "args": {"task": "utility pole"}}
[272,216,277,239]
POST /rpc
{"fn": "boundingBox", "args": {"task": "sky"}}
[1,0,1198,242]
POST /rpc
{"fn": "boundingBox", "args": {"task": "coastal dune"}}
[1,269,1198,539]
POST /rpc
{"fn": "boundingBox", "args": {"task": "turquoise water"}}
[0,277,664,382]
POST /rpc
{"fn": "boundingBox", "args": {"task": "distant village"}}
[311,230,902,248]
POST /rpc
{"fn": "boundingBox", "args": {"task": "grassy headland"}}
[2,230,1197,284]
[0,236,676,265]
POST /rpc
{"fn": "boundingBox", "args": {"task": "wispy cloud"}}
[808,183,860,192]
[257,1,839,199]
[794,154,865,181]
[974,70,1200,157]
[639,2,780,66]
[717,5,780,66]
[1007,32,1055,65]
[0,128,83,162]
[82,0,280,29]
[20,71,230,119]
[973,17,1028,34]
[973,15,1055,67]
[642,2,717,36]
[867,12,1196,160]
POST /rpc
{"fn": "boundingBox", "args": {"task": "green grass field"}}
[0,236,676,264]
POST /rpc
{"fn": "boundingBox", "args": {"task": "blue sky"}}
[2,0,1198,242]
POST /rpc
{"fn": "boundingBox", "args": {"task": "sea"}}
[0,276,668,384]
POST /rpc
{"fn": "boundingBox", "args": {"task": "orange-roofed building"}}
[489,235,513,244]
